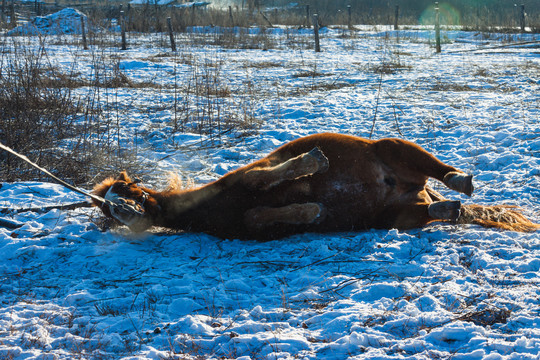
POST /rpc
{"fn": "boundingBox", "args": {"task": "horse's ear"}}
[117,171,131,182]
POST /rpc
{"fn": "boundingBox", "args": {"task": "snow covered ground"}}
[0,22,539,359]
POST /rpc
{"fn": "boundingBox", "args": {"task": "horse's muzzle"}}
[104,188,148,231]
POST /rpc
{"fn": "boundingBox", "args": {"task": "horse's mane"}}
[92,176,117,199]
[164,172,195,192]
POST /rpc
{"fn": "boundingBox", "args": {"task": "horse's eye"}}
[117,183,131,192]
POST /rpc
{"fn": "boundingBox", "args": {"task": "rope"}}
[0,141,143,215]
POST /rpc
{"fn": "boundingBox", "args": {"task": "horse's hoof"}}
[308,147,329,173]
[293,202,327,224]
[428,200,461,221]
[443,172,474,197]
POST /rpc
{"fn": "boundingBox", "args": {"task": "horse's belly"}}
[318,179,383,228]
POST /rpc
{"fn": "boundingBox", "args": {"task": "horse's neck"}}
[150,183,222,228]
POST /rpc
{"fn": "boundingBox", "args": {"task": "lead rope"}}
[0,141,144,216]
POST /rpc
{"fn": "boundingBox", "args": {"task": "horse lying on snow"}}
[93,133,539,240]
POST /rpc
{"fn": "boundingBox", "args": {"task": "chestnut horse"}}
[93,133,539,240]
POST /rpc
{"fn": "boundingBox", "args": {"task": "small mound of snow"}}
[8,8,88,36]
[351,283,407,302]
[175,1,211,8]
[130,0,176,5]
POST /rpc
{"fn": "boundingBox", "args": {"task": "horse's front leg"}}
[244,203,326,229]
[243,147,329,190]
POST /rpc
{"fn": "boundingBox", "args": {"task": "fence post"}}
[347,5,352,29]
[520,4,525,32]
[167,17,176,52]
[126,3,131,31]
[1,0,5,24]
[476,5,480,30]
[10,0,16,28]
[313,13,320,52]
[394,5,399,30]
[80,16,88,50]
[120,9,127,50]
[435,2,441,53]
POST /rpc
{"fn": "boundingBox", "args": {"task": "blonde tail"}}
[458,204,540,232]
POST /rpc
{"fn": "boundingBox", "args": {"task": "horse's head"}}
[93,171,158,232]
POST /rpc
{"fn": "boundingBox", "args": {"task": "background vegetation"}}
[2,0,539,31]
[0,0,538,185]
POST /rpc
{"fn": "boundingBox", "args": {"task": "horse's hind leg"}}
[373,139,473,196]
[383,201,461,229]
[245,203,326,229]
[244,147,329,190]
[425,185,446,202]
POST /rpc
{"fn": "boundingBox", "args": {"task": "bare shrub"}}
[0,37,137,185]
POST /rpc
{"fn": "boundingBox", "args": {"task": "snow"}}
[1,22,540,359]
[8,8,88,36]
[175,1,211,8]
[128,0,211,7]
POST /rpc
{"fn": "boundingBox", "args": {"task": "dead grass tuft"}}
[431,82,474,92]
[292,70,328,78]
[312,81,355,92]
[245,61,283,69]
[372,61,412,74]
[458,307,511,326]
[94,302,125,317]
